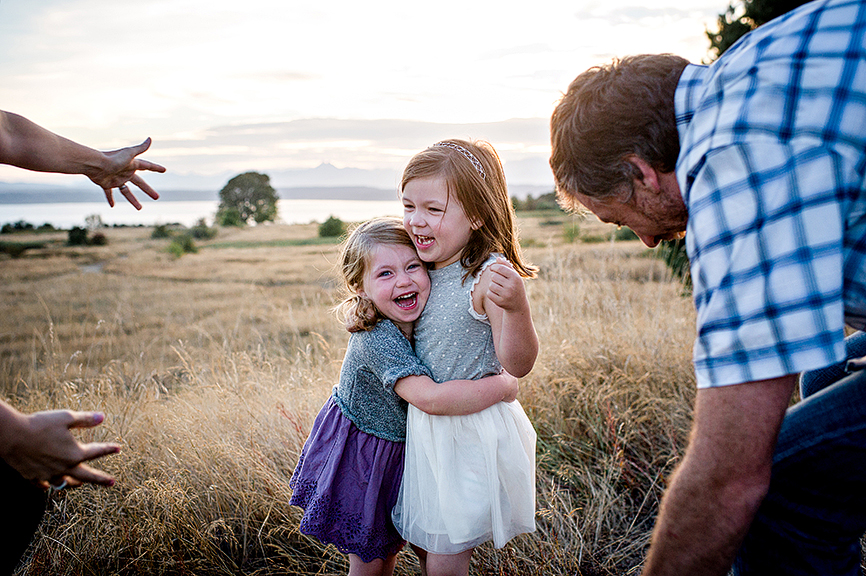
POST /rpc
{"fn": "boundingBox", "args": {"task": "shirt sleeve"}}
[686,141,849,388]
[364,322,433,390]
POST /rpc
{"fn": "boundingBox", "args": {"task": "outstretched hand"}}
[2,409,121,490]
[88,138,166,210]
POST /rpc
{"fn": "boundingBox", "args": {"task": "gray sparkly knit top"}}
[413,255,502,383]
[333,319,432,442]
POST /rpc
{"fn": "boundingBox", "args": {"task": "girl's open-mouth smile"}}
[395,292,419,309]
[413,235,434,248]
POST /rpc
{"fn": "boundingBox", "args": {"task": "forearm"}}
[0,399,25,462]
[496,309,538,378]
[641,451,768,575]
[641,375,796,576]
[0,111,107,176]
[395,374,512,415]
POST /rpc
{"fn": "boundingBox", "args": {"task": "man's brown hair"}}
[550,54,689,209]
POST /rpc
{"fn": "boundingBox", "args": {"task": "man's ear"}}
[624,154,662,194]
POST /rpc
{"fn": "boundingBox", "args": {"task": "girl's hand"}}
[498,371,520,403]
[486,258,528,312]
[480,257,538,378]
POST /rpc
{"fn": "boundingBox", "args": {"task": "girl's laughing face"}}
[359,243,430,337]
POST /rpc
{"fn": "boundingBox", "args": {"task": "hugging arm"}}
[0,110,165,209]
[394,371,518,416]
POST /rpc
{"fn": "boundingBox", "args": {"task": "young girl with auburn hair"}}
[393,140,538,576]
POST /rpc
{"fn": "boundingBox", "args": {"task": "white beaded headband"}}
[433,141,486,180]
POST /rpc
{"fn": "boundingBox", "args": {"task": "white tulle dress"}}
[392,257,536,554]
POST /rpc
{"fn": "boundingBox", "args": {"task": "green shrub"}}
[563,222,581,243]
[613,227,639,241]
[90,232,108,246]
[658,238,692,290]
[216,207,245,227]
[190,218,218,240]
[151,224,172,239]
[168,234,197,257]
[67,227,88,246]
[318,216,345,238]
[581,234,608,244]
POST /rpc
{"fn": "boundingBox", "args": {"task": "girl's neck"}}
[392,320,414,341]
[432,253,463,270]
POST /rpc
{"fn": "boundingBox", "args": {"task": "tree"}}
[707,0,812,59]
[217,172,279,225]
[319,216,345,238]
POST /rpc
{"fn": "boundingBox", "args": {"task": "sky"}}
[0,0,726,191]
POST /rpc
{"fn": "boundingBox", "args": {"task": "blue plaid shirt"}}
[674,0,866,388]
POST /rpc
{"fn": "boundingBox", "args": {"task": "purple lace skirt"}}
[289,396,406,562]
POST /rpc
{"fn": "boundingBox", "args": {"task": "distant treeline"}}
[1,220,153,234]
[512,191,563,212]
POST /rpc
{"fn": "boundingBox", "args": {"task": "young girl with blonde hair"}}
[393,140,538,576]
[289,217,519,576]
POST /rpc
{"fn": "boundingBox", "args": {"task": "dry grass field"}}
[1,213,697,575]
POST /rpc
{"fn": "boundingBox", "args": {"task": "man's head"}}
[550,54,690,246]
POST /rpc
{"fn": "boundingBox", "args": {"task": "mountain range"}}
[0,162,554,204]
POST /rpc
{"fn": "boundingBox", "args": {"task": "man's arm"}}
[641,374,797,576]
[0,399,121,489]
[0,110,165,209]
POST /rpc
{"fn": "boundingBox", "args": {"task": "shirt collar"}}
[674,63,709,143]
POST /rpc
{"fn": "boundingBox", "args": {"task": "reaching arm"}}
[0,399,121,489]
[641,374,797,576]
[0,110,165,209]
[394,371,518,416]
[477,259,538,378]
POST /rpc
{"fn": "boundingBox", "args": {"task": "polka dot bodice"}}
[414,256,502,382]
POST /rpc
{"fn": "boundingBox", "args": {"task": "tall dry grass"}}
[1,218,697,575]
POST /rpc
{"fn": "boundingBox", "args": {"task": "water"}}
[0,199,404,229]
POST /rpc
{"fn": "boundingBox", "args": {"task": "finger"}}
[130,138,166,173]
[67,463,116,487]
[103,187,115,207]
[132,137,152,155]
[119,184,142,210]
[78,442,122,463]
[134,159,166,174]
[491,263,515,280]
[67,411,106,430]
[65,477,83,489]
[130,174,160,200]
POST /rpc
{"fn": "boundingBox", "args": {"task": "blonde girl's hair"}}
[401,138,537,281]
[334,217,419,333]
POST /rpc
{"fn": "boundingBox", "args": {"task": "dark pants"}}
[733,333,866,575]
[0,458,46,576]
